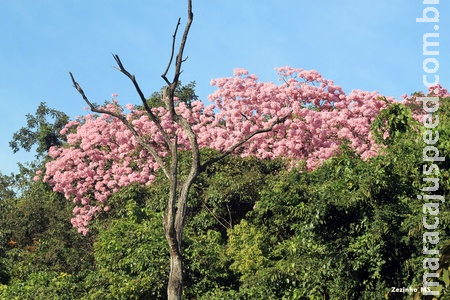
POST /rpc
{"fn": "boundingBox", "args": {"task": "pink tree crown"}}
[40,67,438,234]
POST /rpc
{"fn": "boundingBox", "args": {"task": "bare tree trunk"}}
[164,151,197,300]
[167,242,183,300]
[165,185,184,300]
[163,141,184,300]
[69,2,289,299]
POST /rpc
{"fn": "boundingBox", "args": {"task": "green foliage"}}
[224,132,427,299]
[189,149,284,232]
[0,163,95,299]
[2,95,450,299]
[145,81,198,109]
[85,217,168,299]
[406,96,450,300]
[0,173,14,201]
[371,100,418,146]
[9,102,69,157]
[227,219,268,281]
[83,186,169,300]
[183,229,232,298]
[0,179,94,278]
[183,150,284,298]
[0,271,80,300]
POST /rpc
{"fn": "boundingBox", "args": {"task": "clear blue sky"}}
[1,1,449,175]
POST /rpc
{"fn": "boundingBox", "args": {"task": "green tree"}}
[145,81,198,109]
[83,185,169,299]
[9,102,69,158]
[0,173,14,201]
[0,179,95,279]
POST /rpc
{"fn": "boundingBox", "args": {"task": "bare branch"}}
[162,18,182,85]
[226,203,233,227]
[173,0,193,85]
[160,0,193,89]
[159,1,199,249]
[203,201,230,230]
[111,54,174,152]
[69,71,171,180]
[200,115,290,171]
[69,72,96,110]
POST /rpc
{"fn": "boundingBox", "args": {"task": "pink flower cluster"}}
[41,67,440,234]
[204,67,392,168]
[43,104,158,235]
[428,84,449,98]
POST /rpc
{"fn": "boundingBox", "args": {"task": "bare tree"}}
[69,1,287,298]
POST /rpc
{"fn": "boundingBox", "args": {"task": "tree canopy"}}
[37,67,428,236]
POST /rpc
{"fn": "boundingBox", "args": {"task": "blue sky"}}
[1,1,448,175]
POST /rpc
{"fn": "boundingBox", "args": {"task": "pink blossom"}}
[41,66,441,234]
[233,68,249,76]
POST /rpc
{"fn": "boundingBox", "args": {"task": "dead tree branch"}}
[69,72,171,180]
[200,114,290,171]
[112,54,173,153]
[162,18,182,85]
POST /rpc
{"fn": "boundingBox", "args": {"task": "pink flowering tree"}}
[43,65,399,235]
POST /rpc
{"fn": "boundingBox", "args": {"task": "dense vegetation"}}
[0,88,449,299]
